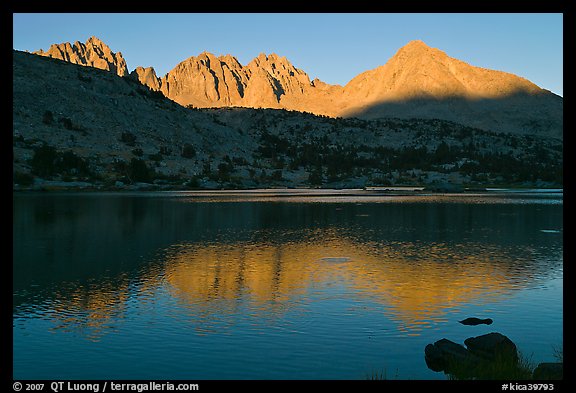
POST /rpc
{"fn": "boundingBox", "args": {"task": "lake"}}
[12,189,563,379]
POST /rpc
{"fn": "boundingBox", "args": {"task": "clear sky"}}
[13,13,563,96]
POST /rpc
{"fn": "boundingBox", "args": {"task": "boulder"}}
[532,363,563,380]
[424,338,479,373]
[464,332,518,364]
[425,333,525,379]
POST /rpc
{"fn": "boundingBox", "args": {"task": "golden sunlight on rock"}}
[33,36,559,138]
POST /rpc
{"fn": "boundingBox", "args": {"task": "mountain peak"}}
[403,39,430,49]
[86,36,105,46]
[33,36,128,77]
[198,51,217,58]
[219,54,241,66]
[395,39,444,59]
[345,38,543,101]
[252,53,284,64]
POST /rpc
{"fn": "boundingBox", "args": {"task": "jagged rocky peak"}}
[85,35,107,48]
[196,51,218,65]
[247,52,312,90]
[249,52,296,71]
[131,66,161,91]
[158,50,314,107]
[159,51,247,107]
[218,54,242,68]
[33,36,129,77]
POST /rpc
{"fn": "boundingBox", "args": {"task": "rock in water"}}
[424,338,479,373]
[425,332,522,379]
[464,332,518,363]
[459,317,493,326]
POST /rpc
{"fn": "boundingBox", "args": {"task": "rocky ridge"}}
[31,37,563,138]
[13,50,563,191]
[33,36,129,77]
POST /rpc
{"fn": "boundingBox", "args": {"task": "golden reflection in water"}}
[164,243,310,307]
[40,234,538,338]
[163,234,523,332]
[49,279,130,341]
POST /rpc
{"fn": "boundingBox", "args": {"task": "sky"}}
[13,13,563,96]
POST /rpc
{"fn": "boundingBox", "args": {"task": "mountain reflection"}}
[13,193,562,340]
[48,280,130,341]
[162,234,541,332]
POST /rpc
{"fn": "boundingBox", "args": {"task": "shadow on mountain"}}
[342,92,563,139]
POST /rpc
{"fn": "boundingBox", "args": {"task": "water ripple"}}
[13,193,563,379]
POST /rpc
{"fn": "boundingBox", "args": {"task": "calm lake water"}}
[13,190,563,379]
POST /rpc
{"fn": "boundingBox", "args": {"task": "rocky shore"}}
[425,332,562,380]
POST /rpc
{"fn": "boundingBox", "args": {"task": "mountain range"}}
[13,36,563,190]
[33,36,562,138]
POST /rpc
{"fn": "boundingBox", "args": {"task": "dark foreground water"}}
[13,190,563,379]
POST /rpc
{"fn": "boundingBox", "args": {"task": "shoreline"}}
[12,184,564,197]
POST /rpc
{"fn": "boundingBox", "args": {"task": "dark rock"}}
[424,338,479,373]
[464,332,518,364]
[459,317,493,326]
[533,363,563,380]
[424,344,444,372]
[425,333,538,379]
